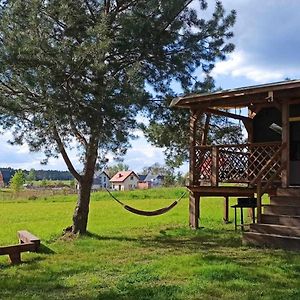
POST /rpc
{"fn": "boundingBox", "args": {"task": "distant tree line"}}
[0,167,73,184]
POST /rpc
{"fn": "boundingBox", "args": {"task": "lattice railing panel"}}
[218,145,249,182]
[247,143,281,182]
[194,147,212,183]
[193,142,282,185]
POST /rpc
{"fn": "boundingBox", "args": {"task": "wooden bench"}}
[0,230,40,264]
[18,230,40,251]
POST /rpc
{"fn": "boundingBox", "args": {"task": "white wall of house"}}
[111,174,139,191]
[76,171,111,190]
[92,172,111,190]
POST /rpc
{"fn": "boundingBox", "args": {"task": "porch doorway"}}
[290,121,300,186]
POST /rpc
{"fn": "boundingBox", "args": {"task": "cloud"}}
[209,0,300,86]
[120,136,166,172]
[0,133,83,171]
[212,51,285,83]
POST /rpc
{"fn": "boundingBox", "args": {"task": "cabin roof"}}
[170,79,300,109]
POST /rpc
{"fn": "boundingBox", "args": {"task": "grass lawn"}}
[0,187,299,299]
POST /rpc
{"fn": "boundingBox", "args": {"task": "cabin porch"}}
[171,80,300,250]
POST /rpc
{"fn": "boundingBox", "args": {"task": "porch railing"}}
[193,141,285,223]
[194,142,282,186]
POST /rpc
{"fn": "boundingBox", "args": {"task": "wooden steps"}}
[243,232,300,251]
[276,188,300,197]
[243,188,300,251]
[249,223,300,237]
[269,196,300,206]
[263,205,300,215]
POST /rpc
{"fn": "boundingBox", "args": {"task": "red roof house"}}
[110,171,139,191]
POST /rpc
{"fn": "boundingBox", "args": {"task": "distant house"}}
[110,171,139,191]
[0,171,4,188]
[144,173,164,187]
[138,174,151,189]
[92,171,111,190]
[76,171,110,190]
[137,173,164,189]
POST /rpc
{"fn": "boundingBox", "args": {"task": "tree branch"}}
[163,0,194,31]
[84,0,97,22]
[52,125,82,182]
[69,116,88,148]
[104,0,111,14]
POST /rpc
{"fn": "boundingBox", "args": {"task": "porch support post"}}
[244,109,254,143]
[223,196,229,223]
[211,146,219,187]
[189,109,201,229]
[189,110,199,186]
[189,192,200,229]
[201,113,210,145]
[281,102,289,188]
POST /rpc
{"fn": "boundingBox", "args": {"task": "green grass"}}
[0,188,299,299]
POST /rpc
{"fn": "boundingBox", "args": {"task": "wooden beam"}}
[281,103,290,188]
[223,196,229,223]
[201,113,210,145]
[249,102,282,116]
[189,191,200,229]
[289,116,300,122]
[189,110,199,186]
[243,118,253,142]
[205,108,251,122]
[211,146,219,187]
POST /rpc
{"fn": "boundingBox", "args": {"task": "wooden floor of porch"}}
[187,185,257,197]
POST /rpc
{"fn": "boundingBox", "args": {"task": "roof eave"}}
[170,79,300,109]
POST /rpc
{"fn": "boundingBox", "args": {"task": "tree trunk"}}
[72,177,93,234]
[71,140,98,234]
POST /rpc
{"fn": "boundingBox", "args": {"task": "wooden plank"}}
[195,141,281,150]
[189,110,198,186]
[18,230,40,243]
[223,196,229,223]
[201,113,210,145]
[206,108,251,122]
[189,191,200,229]
[281,102,289,188]
[0,243,36,255]
[171,81,300,109]
[211,146,219,187]
[18,230,40,251]
[289,116,300,122]
[187,186,256,197]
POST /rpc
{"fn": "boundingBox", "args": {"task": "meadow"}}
[0,187,299,300]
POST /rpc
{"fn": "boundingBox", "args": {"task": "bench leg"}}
[9,252,21,264]
[234,207,237,230]
[240,207,244,231]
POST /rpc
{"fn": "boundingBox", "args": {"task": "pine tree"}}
[0,0,236,234]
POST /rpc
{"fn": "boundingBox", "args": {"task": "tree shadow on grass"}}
[97,284,181,300]
[86,227,242,253]
[0,255,46,270]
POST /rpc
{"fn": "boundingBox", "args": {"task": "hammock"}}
[105,188,186,216]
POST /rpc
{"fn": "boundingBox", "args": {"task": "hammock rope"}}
[105,188,186,216]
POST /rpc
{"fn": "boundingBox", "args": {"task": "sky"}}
[1,0,300,174]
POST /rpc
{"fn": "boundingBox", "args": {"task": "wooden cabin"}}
[171,80,300,250]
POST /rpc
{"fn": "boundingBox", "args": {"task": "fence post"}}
[257,181,262,223]
[211,146,219,187]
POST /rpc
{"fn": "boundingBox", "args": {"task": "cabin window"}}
[130,176,134,180]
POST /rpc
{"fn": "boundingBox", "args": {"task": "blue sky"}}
[1,0,300,173]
